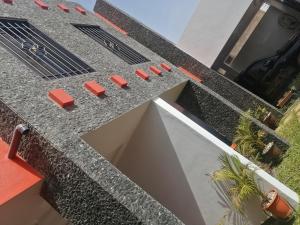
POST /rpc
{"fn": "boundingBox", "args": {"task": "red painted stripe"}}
[0,138,43,205]
[178,67,204,83]
[34,0,48,10]
[95,13,128,35]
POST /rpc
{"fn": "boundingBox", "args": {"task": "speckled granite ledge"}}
[0,0,187,224]
[177,81,289,151]
[94,0,283,119]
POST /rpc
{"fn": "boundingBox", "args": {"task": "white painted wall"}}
[116,102,206,225]
[177,0,253,67]
[83,97,299,225]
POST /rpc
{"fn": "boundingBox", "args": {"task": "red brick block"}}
[84,80,106,96]
[135,69,149,80]
[48,89,74,108]
[34,0,48,10]
[111,75,128,88]
[57,3,69,12]
[150,66,162,75]
[75,6,86,15]
[161,63,172,72]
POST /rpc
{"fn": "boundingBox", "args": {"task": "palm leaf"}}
[213,154,263,213]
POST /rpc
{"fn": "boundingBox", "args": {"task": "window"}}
[0,18,95,80]
[73,24,149,65]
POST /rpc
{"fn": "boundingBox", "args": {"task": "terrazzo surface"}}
[94,0,283,118]
[0,0,187,224]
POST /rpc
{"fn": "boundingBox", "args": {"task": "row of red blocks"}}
[48,64,172,108]
[34,0,86,14]
[136,63,171,80]
[3,1,127,36]
[2,0,87,15]
[48,75,127,108]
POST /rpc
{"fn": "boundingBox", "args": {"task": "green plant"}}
[294,205,300,225]
[275,111,300,196]
[213,154,265,213]
[233,110,266,160]
[213,154,296,224]
[253,106,268,122]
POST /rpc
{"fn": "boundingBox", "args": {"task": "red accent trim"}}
[160,63,172,72]
[84,80,106,96]
[150,66,162,75]
[75,6,86,15]
[0,138,43,205]
[3,0,13,4]
[111,75,128,88]
[135,69,149,80]
[34,0,48,10]
[95,13,128,35]
[57,3,69,13]
[178,67,204,83]
[48,89,74,108]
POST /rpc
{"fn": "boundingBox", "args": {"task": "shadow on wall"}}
[82,96,297,225]
[212,179,266,225]
[82,100,206,225]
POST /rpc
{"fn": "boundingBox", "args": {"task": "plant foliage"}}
[276,110,300,197]
[233,109,266,160]
[213,154,264,213]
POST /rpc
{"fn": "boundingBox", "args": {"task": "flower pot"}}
[277,90,293,108]
[230,143,237,150]
[262,142,282,159]
[262,112,278,129]
[262,190,293,219]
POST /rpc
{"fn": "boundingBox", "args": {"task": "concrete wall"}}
[173,81,289,150]
[0,99,141,225]
[94,0,284,118]
[178,0,253,68]
[83,97,299,225]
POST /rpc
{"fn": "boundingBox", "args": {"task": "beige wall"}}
[81,101,150,163]
[177,0,253,67]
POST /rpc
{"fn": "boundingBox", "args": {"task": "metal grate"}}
[73,24,149,65]
[0,18,95,80]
